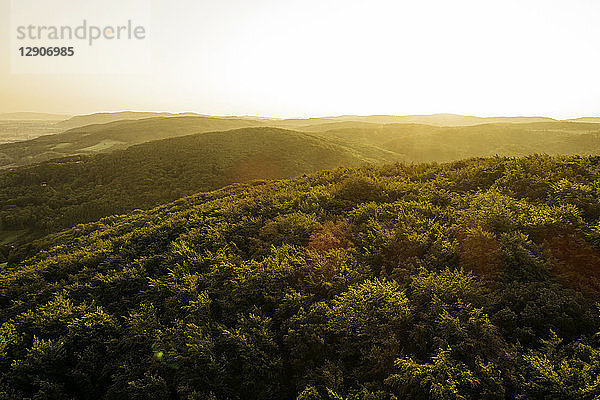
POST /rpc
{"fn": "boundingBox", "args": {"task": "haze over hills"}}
[0,112,70,121]
[38,111,597,132]
[1,111,599,156]
[54,111,203,130]
[0,121,64,145]
[316,121,600,162]
[0,112,274,145]
[54,111,289,131]
[276,113,559,128]
[567,117,600,123]
[47,111,600,131]
[0,113,70,144]
[3,111,600,168]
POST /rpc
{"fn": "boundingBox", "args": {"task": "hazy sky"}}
[1,0,599,118]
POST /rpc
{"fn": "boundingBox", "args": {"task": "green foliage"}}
[0,127,370,258]
[1,155,600,398]
[517,332,600,399]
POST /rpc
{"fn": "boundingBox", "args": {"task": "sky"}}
[0,0,599,118]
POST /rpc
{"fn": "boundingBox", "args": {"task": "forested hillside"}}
[317,122,600,162]
[0,127,389,256]
[3,115,599,169]
[3,121,600,260]
[1,155,600,399]
[0,116,267,168]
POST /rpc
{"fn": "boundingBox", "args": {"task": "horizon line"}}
[2,110,600,121]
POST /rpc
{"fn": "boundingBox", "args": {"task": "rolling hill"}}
[1,155,599,399]
[3,115,600,169]
[53,111,203,130]
[314,121,600,162]
[0,116,270,168]
[3,120,600,254]
[0,127,390,254]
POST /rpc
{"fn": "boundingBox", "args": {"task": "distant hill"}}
[0,112,70,121]
[54,111,203,130]
[281,113,557,128]
[0,116,270,167]
[1,113,591,168]
[315,121,600,162]
[0,111,586,130]
[293,121,385,132]
[0,127,385,250]
[567,117,600,123]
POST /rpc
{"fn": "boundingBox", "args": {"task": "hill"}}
[54,111,203,130]
[315,121,600,162]
[56,112,557,132]
[3,121,600,252]
[0,116,270,168]
[4,117,599,169]
[0,111,592,154]
[1,155,600,399]
[280,113,557,128]
[568,117,600,123]
[0,127,388,253]
[54,112,284,131]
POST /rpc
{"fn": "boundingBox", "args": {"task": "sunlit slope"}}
[314,121,600,162]
[0,127,384,250]
[3,113,598,167]
[3,120,600,244]
[2,155,600,399]
[0,116,268,167]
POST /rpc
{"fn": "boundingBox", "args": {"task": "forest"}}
[0,127,379,257]
[1,155,600,399]
[3,120,600,261]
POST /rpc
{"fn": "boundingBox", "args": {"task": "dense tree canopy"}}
[1,155,600,399]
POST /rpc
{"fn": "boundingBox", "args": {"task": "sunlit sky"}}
[1,0,599,118]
